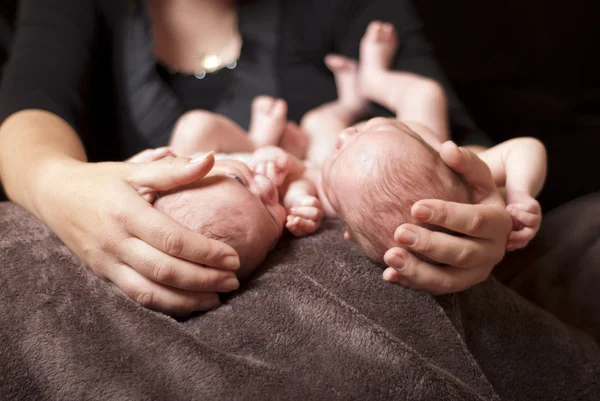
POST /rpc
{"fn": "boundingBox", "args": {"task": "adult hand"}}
[383,141,512,294]
[37,152,241,316]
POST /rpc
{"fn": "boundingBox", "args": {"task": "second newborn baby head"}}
[154,159,286,280]
[322,118,469,263]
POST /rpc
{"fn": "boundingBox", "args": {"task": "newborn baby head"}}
[322,118,469,263]
[154,159,287,280]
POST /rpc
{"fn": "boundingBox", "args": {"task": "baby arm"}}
[282,176,324,237]
[250,147,324,236]
[475,137,547,250]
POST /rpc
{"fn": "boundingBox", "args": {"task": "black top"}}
[0,0,485,161]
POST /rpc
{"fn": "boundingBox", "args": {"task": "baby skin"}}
[126,97,325,278]
[259,21,546,262]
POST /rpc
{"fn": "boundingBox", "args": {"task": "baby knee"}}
[300,108,328,134]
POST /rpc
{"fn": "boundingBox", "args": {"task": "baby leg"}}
[248,96,288,148]
[301,56,368,167]
[358,21,448,141]
[278,121,309,160]
[359,20,400,94]
[170,110,255,156]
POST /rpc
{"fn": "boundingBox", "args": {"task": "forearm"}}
[503,138,547,198]
[477,137,547,198]
[0,110,87,218]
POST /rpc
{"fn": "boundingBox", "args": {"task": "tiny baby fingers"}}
[297,195,322,208]
[286,217,318,236]
[507,206,541,227]
[508,228,536,244]
[290,206,322,222]
[253,162,268,176]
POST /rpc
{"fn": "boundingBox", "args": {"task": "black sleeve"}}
[331,0,491,146]
[0,0,97,133]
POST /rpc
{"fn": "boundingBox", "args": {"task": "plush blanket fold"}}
[1,201,599,401]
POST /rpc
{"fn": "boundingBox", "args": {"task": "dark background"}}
[1,1,599,210]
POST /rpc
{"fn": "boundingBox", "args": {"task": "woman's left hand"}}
[383,142,513,294]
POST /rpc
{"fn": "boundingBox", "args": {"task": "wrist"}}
[29,156,86,221]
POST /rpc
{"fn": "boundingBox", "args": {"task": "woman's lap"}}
[494,191,600,341]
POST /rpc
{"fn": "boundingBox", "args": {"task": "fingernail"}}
[396,227,417,245]
[387,253,405,271]
[222,255,240,270]
[190,151,214,164]
[413,204,433,221]
[382,268,395,281]
[223,276,240,291]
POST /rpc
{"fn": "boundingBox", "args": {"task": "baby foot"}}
[505,191,542,251]
[249,146,291,187]
[359,21,399,95]
[248,96,288,148]
[278,122,309,159]
[360,20,399,72]
[286,195,323,237]
[324,54,370,117]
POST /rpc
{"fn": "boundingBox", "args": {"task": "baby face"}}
[322,117,433,219]
[158,159,286,279]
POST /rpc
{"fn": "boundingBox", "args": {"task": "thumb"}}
[439,141,496,196]
[127,151,215,192]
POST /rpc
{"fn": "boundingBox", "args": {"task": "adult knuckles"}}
[151,261,178,285]
[196,240,216,264]
[161,231,185,257]
[467,212,485,234]
[135,289,155,309]
[456,246,476,267]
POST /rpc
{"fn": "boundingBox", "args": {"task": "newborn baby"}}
[128,95,320,280]
[154,158,287,280]
[321,118,469,263]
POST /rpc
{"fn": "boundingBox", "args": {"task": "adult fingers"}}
[439,141,499,203]
[116,237,239,292]
[127,147,175,163]
[106,264,221,316]
[126,152,215,193]
[393,224,492,268]
[411,200,512,240]
[383,248,488,294]
[123,199,240,270]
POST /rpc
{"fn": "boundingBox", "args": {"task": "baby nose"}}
[336,126,359,150]
[253,174,280,204]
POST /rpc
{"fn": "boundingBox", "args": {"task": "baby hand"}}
[286,195,323,237]
[249,146,291,186]
[505,191,542,251]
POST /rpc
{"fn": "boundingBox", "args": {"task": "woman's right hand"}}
[37,152,241,316]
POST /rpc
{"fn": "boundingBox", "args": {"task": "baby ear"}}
[343,227,352,241]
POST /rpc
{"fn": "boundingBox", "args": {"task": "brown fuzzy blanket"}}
[1,201,599,401]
